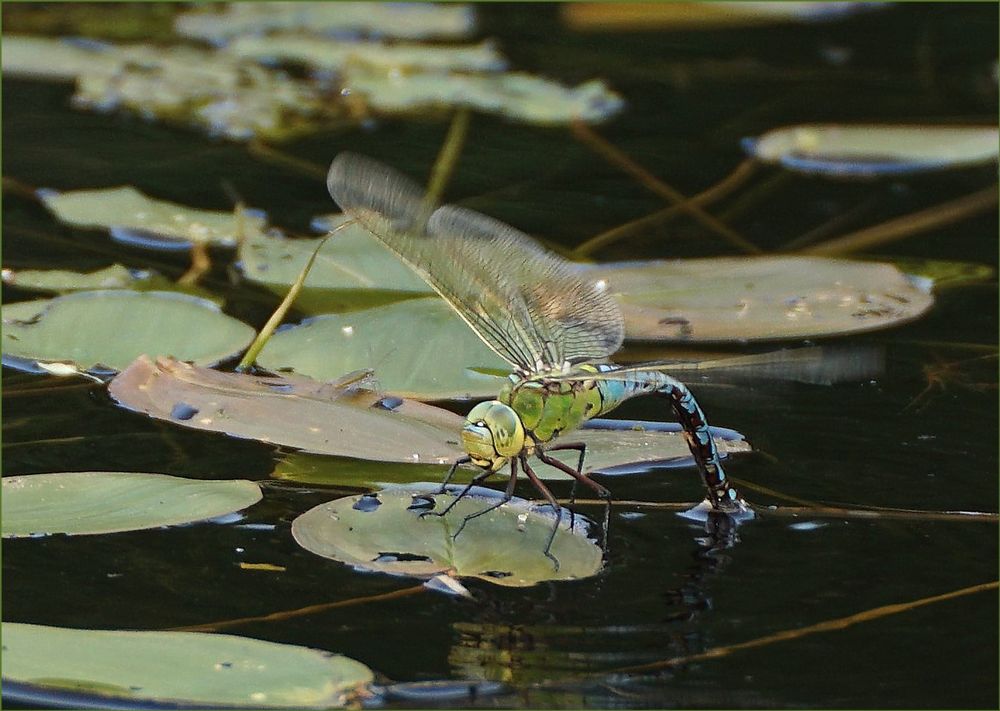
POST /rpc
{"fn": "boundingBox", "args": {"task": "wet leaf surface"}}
[2,291,256,372]
[1,264,221,301]
[291,485,605,587]
[108,356,464,463]
[2,622,373,709]
[589,256,935,342]
[2,471,261,537]
[744,124,1000,177]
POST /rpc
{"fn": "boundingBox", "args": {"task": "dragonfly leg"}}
[521,454,562,571]
[655,377,749,515]
[421,458,485,520]
[543,442,588,530]
[435,456,471,494]
[451,458,519,540]
[536,445,611,547]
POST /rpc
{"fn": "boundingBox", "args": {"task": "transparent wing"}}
[327,152,624,372]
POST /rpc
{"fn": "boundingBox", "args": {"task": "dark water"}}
[2,3,998,708]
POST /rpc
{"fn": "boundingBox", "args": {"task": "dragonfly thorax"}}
[462,400,526,471]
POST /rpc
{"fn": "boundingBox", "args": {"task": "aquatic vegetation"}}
[2,291,256,373]
[39,184,266,249]
[2,623,373,709]
[292,486,605,586]
[743,124,1000,177]
[2,472,261,537]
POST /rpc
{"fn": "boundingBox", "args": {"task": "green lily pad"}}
[39,186,266,249]
[1,472,262,537]
[2,290,256,373]
[291,485,604,587]
[237,217,431,313]
[1,264,221,302]
[175,3,476,42]
[744,124,999,177]
[273,420,749,487]
[1,622,373,709]
[108,355,465,463]
[257,298,508,400]
[587,256,935,343]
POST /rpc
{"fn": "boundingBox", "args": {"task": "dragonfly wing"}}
[327,152,624,372]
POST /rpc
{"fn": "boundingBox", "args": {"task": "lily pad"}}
[2,291,256,373]
[342,68,624,125]
[1,264,221,302]
[39,186,267,249]
[586,256,935,342]
[108,355,464,464]
[274,420,749,487]
[237,218,431,313]
[291,485,604,587]
[224,35,507,73]
[257,298,509,400]
[1,622,373,709]
[2,472,261,537]
[175,2,477,42]
[743,124,1000,177]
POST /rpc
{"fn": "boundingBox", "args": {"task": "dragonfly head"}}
[462,401,525,471]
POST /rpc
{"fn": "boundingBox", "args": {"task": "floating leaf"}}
[257,298,508,400]
[224,35,507,73]
[39,186,266,249]
[1,623,373,709]
[342,68,624,125]
[1,264,221,302]
[291,485,604,587]
[274,419,749,487]
[743,124,1000,177]
[237,218,431,313]
[175,2,477,42]
[108,355,464,463]
[563,2,882,31]
[587,256,935,342]
[2,472,262,537]
[2,291,256,373]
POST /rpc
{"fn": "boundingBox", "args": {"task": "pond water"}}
[2,3,997,708]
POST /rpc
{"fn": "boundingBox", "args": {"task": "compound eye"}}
[474,420,486,427]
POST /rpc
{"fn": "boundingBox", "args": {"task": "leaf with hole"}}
[2,472,261,537]
[292,485,604,587]
[1,623,373,709]
[108,355,465,463]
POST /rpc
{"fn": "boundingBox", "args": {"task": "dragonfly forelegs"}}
[421,456,483,520]
[520,454,563,571]
[435,456,471,494]
[451,458,519,540]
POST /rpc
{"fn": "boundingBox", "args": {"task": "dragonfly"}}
[327,152,752,567]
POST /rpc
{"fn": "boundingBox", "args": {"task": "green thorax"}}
[497,366,607,443]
